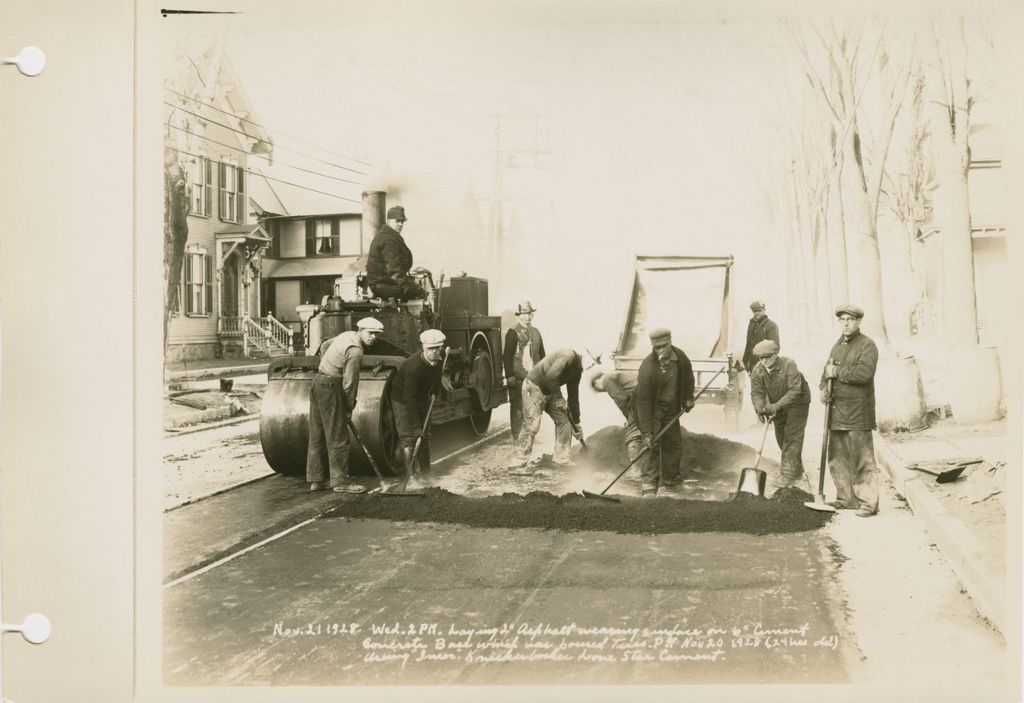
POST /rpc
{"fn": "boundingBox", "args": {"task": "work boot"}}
[309,482,327,491]
[333,482,366,494]
[402,447,417,477]
[855,507,876,517]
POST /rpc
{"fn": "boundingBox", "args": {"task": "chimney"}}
[361,191,386,255]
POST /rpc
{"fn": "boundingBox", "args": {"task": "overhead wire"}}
[165,143,362,205]
[164,120,362,186]
[164,88,374,173]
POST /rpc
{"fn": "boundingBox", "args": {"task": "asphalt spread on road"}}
[322,486,830,535]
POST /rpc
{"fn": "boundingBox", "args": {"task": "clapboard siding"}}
[273,280,302,323]
[279,219,306,258]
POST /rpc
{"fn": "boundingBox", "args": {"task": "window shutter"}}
[305,219,315,257]
[206,254,214,315]
[218,161,227,221]
[204,158,212,215]
[271,220,280,257]
[331,218,340,256]
[184,255,194,315]
[237,167,245,221]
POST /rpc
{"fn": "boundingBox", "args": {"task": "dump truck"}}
[259,271,507,477]
[613,255,742,427]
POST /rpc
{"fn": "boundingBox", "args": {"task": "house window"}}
[184,249,214,316]
[315,219,334,254]
[219,157,244,223]
[190,153,212,217]
[306,218,340,256]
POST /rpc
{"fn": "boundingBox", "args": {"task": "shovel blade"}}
[581,489,621,503]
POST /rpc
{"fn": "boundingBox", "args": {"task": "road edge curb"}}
[874,431,1005,636]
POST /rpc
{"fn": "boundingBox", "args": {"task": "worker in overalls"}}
[391,329,447,477]
[749,339,811,491]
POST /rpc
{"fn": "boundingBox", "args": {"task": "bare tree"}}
[924,18,978,345]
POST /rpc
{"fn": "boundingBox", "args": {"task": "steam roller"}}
[259,272,509,477]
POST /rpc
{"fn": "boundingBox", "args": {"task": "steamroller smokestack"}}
[361,190,386,254]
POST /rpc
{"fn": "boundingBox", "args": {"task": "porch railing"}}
[219,314,295,357]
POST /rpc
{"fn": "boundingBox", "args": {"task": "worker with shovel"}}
[635,328,694,497]
[391,329,450,481]
[508,348,583,472]
[307,317,385,493]
[591,370,644,465]
[748,339,811,491]
[820,304,880,517]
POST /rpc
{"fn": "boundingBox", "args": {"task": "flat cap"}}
[419,329,446,347]
[648,327,672,342]
[752,339,779,356]
[834,304,864,319]
[750,300,766,311]
[386,205,407,221]
[356,317,384,331]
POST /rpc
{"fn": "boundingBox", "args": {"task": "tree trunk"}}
[825,153,850,308]
[164,161,190,348]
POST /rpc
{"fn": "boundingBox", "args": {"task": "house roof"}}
[263,255,363,280]
[216,222,271,241]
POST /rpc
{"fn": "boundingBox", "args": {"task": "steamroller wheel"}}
[259,357,405,477]
[465,336,494,437]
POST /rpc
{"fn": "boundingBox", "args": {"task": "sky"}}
[160,0,1011,356]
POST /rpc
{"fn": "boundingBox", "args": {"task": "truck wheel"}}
[465,336,494,436]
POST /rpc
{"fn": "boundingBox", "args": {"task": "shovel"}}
[385,347,451,497]
[733,416,771,498]
[804,379,837,513]
[907,458,982,484]
[582,366,726,503]
[347,419,413,497]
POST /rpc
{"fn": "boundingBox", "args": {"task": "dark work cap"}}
[834,304,864,319]
[387,205,407,221]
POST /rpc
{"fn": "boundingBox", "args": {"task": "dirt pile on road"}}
[584,425,780,477]
[324,485,831,535]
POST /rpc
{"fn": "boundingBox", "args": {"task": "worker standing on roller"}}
[748,339,811,491]
[820,304,880,517]
[390,329,448,477]
[502,300,546,442]
[508,348,583,472]
[591,370,643,466]
[635,328,694,497]
[366,205,427,300]
[307,317,385,493]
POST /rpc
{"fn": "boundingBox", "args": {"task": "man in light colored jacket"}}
[307,317,384,493]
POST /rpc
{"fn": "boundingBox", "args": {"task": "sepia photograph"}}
[148,0,1020,697]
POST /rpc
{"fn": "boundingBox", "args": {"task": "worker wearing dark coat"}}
[820,304,879,517]
[508,348,583,471]
[742,300,781,373]
[365,205,426,300]
[749,339,811,489]
[390,329,447,476]
[502,300,546,441]
[635,328,695,496]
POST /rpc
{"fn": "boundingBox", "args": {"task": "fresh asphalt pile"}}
[584,425,781,478]
[324,486,831,535]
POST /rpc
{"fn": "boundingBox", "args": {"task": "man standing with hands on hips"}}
[307,317,385,493]
[820,304,880,517]
[502,300,546,443]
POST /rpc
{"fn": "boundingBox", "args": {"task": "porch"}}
[217,313,296,358]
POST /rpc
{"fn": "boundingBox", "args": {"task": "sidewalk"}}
[164,358,269,383]
[873,417,1009,635]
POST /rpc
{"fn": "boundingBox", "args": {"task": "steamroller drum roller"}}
[259,355,406,477]
[464,333,494,437]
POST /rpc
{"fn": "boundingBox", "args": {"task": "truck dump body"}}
[614,255,740,423]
